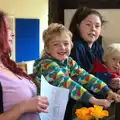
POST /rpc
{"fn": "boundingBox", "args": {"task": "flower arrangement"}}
[75,105,109,120]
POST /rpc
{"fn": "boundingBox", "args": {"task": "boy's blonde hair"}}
[103,43,120,62]
[41,23,73,57]
[43,23,73,47]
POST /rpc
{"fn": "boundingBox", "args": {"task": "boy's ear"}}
[102,56,106,63]
[45,46,49,53]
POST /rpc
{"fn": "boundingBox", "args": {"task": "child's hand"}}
[89,97,111,108]
[110,78,120,89]
[107,91,120,103]
[117,89,120,95]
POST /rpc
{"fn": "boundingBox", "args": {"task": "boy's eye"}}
[53,43,58,46]
[112,58,116,61]
[64,42,69,46]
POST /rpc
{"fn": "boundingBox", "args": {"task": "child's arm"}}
[117,89,120,94]
[68,57,110,94]
[40,59,111,105]
[41,60,92,103]
[69,58,120,103]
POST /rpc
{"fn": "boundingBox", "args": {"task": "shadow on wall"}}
[102,36,120,49]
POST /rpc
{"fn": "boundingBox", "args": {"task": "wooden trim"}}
[49,0,120,24]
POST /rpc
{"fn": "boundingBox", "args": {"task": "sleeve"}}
[40,60,93,103]
[68,57,110,95]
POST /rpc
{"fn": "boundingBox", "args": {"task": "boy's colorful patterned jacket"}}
[33,54,110,103]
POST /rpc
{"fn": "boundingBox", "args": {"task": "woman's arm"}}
[0,96,48,120]
[0,103,24,120]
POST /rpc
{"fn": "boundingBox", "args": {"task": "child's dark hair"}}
[69,6,106,39]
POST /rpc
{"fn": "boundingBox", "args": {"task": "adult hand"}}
[20,96,49,113]
[110,78,120,89]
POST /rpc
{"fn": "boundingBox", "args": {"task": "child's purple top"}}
[0,72,40,120]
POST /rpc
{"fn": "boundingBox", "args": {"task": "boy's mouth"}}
[57,52,67,55]
[113,66,119,71]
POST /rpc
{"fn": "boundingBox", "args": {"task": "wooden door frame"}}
[49,0,120,24]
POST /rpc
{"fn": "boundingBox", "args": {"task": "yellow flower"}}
[75,105,109,120]
[75,107,93,120]
[90,105,109,119]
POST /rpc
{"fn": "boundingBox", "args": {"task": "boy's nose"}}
[115,62,120,67]
[60,44,65,49]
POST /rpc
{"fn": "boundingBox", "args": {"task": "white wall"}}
[97,9,120,48]
[0,0,48,74]
[64,9,120,49]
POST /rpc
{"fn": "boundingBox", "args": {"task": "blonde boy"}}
[93,43,120,92]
